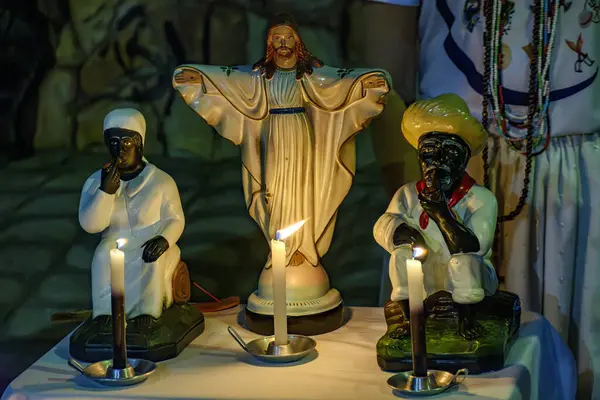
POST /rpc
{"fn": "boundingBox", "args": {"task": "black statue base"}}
[244,303,344,336]
[69,303,205,362]
[377,290,520,374]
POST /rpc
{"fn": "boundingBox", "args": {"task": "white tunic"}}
[374,182,498,299]
[78,163,185,319]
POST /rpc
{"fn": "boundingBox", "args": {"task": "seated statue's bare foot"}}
[90,315,112,331]
[130,315,158,333]
[384,299,411,339]
[389,322,411,339]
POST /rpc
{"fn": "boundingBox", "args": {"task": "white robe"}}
[374,181,498,303]
[173,64,390,267]
[263,69,318,264]
[467,135,600,396]
[78,163,185,319]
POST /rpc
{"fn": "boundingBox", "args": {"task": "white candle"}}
[110,239,126,295]
[272,220,307,346]
[406,258,424,314]
[271,238,287,345]
[407,246,427,377]
[109,239,127,369]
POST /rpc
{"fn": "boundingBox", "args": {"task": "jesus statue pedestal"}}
[245,256,344,335]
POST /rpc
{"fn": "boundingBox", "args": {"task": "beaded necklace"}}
[482,0,560,222]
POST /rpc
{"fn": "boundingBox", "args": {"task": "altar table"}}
[1,306,576,400]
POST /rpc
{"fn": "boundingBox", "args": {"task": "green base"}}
[377,290,520,374]
[69,303,205,363]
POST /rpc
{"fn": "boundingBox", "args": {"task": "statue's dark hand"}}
[418,187,446,205]
[393,224,427,250]
[100,162,120,194]
[419,169,451,217]
[419,195,452,219]
[142,236,169,263]
[420,168,446,201]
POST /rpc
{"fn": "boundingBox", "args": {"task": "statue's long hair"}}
[252,26,323,80]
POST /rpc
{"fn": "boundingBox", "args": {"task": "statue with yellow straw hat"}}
[374,94,521,373]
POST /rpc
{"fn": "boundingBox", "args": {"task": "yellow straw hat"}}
[402,93,488,156]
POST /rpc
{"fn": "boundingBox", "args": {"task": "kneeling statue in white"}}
[374,94,498,340]
[79,108,184,326]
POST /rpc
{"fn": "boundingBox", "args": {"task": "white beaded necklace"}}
[487,0,560,153]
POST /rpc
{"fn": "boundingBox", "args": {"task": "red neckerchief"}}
[415,173,476,230]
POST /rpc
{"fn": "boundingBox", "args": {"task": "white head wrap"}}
[103,108,146,144]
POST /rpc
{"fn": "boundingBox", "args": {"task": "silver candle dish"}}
[228,326,316,363]
[68,358,156,386]
[387,368,468,396]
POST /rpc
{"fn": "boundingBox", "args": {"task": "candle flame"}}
[276,219,307,241]
[413,247,425,259]
[116,238,127,249]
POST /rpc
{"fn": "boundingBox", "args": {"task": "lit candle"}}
[271,238,287,345]
[407,247,427,377]
[272,220,307,346]
[109,238,127,369]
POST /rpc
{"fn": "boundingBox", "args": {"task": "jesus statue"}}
[172,14,390,334]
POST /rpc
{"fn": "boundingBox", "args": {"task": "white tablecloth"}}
[1,306,576,400]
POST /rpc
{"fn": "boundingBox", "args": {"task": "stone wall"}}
[33,0,371,160]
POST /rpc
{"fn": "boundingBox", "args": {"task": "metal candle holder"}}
[67,327,157,387]
[385,315,468,396]
[387,368,468,396]
[67,246,156,387]
[385,247,468,396]
[68,357,156,386]
[384,300,468,396]
[385,309,469,397]
[228,326,316,363]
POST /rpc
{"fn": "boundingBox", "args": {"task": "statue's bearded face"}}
[104,128,143,170]
[418,133,470,192]
[270,25,297,60]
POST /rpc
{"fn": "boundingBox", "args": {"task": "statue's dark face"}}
[418,132,470,192]
[104,128,143,171]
